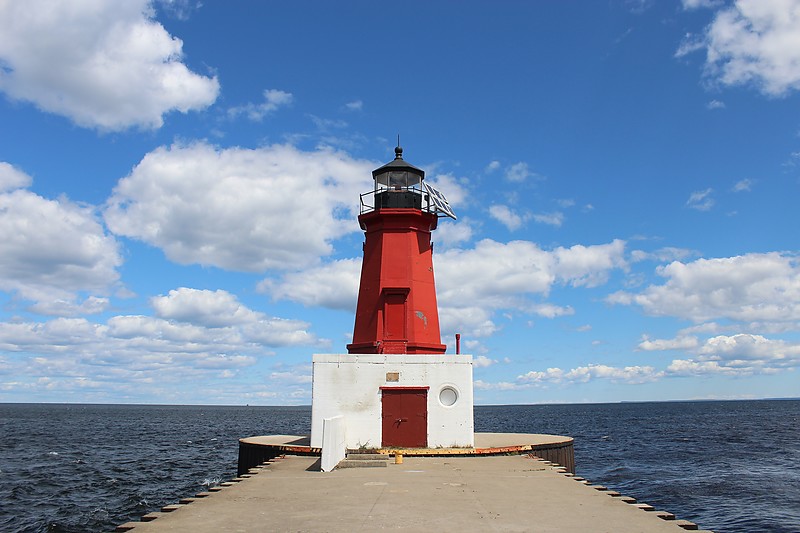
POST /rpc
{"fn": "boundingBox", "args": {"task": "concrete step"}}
[337,459,388,468]
[345,453,387,461]
[337,452,389,468]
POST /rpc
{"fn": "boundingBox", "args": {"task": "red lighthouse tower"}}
[310,147,472,456]
[347,147,449,355]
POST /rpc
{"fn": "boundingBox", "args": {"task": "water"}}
[0,404,311,532]
[474,401,800,533]
[1,400,798,532]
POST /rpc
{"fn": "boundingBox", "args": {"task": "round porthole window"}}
[439,386,458,407]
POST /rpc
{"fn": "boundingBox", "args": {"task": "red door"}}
[381,388,428,448]
[381,291,408,354]
[383,292,407,340]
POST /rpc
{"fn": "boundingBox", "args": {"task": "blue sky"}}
[1,0,799,405]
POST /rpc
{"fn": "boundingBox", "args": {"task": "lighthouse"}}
[310,147,474,456]
[347,146,447,355]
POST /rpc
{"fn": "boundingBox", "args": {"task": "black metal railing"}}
[359,185,437,215]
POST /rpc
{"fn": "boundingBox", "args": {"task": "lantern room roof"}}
[371,146,425,180]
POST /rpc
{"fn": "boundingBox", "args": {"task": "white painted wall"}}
[310,354,474,450]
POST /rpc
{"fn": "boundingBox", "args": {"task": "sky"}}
[1,0,799,406]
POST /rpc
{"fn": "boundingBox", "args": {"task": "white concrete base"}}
[310,354,474,450]
[320,415,346,472]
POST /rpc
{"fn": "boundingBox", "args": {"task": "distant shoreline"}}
[1,397,798,408]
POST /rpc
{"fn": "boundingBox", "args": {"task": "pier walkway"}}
[117,453,708,532]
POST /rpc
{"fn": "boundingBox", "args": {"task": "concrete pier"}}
[117,434,710,532]
[237,432,576,475]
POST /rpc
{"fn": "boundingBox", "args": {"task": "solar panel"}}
[423,182,457,220]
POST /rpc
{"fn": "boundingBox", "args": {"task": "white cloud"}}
[270,369,312,384]
[665,333,800,375]
[556,199,576,208]
[156,0,200,21]
[489,205,525,231]
[504,162,532,182]
[309,115,348,130]
[266,238,626,341]
[625,0,655,14]
[686,188,715,210]
[0,185,122,315]
[437,239,626,336]
[485,160,501,173]
[0,162,32,192]
[152,288,260,327]
[0,0,219,130]
[265,259,361,311]
[682,0,722,9]
[674,320,799,336]
[241,318,320,347]
[0,315,252,358]
[433,219,474,248]
[344,100,363,111]
[732,178,753,192]
[519,364,662,385]
[685,0,800,97]
[530,303,574,318]
[619,325,800,379]
[436,239,626,306]
[473,355,497,368]
[665,359,752,376]
[550,240,628,287]
[679,322,728,335]
[473,379,524,391]
[707,99,726,109]
[228,89,293,121]
[564,364,662,383]
[0,288,319,400]
[608,252,800,326]
[426,173,468,208]
[676,33,707,58]
[638,335,700,351]
[104,142,375,272]
[631,247,695,263]
[532,211,565,227]
[699,333,800,362]
[439,306,499,339]
[28,296,110,317]
[149,287,317,346]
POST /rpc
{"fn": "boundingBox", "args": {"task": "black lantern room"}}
[372,146,424,210]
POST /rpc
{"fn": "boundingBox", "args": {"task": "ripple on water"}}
[1,401,799,533]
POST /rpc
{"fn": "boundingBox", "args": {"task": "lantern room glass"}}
[375,170,422,189]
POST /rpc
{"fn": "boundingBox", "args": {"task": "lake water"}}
[1,400,798,532]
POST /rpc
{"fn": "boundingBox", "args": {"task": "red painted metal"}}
[381,388,428,448]
[456,333,461,354]
[347,207,447,354]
